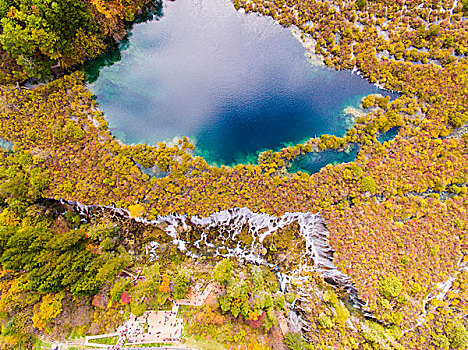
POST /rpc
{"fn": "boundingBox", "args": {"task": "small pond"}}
[377,127,400,143]
[288,145,360,175]
[87,0,390,166]
[0,138,13,150]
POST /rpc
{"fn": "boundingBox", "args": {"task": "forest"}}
[0,0,467,349]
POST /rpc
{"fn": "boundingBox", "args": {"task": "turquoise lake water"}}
[0,138,12,150]
[288,145,360,175]
[87,0,389,167]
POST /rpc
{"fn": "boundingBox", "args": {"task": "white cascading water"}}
[58,199,468,336]
[60,199,362,308]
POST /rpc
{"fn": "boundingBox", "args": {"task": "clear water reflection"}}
[87,0,388,166]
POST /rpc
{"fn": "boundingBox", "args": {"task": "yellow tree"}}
[31,292,65,330]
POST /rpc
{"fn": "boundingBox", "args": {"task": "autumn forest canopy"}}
[0,0,158,81]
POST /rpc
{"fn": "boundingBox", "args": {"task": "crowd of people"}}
[91,283,216,348]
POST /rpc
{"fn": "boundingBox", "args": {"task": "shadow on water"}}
[83,1,164,84]
[377,127,400,143]
[288,144,360,175]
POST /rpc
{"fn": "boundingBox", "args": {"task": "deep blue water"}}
[87,0,388,166]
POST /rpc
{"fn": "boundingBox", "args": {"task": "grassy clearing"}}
[69,326,87,340]
[183,335,228,350]
[89,335,119,345]
[32,339,52,350]
[124,344,169,348]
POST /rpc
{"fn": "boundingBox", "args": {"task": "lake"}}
[87,0,387,166]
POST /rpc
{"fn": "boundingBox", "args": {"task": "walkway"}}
[120,305,183,344]
[85,282,215,348]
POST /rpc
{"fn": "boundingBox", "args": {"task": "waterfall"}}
[59,199,362,308]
